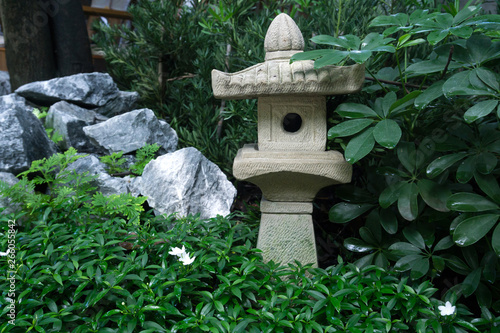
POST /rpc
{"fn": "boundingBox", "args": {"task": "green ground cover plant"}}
[0,149,493,332]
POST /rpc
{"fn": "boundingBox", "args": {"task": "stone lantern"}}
[211,13,364,267]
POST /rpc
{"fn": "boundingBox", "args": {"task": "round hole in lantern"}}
[282,113,302,133]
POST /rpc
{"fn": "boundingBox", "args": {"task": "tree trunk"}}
[50,0,93,76]
[0,0,56,89]
[0,0,94,90]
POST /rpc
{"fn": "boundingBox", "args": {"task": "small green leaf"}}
[345,128,376,163]
[53,273,63,286]
[329,202,374,223]
[373,119,402,149]
[397,182,419,221]
[447,193,500,212]
[328,119,374,139]
[464,100,498,123]
[476,67,499,91]
[453,214,499,246]
[426,152,468,178]
[336,103,379,118]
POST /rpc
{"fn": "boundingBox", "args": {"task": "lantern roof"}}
[212,13,364,100]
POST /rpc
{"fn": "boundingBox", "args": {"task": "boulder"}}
[45,101,105,152]
[0,94,33,113]
[93,90,140,117]
[15,72,120,107]
[139,147,236,219]
[0,106,57,174]
[66,154,131,196]
[83,108,178,155]
[0,172,20,216]
[0,71,11,96]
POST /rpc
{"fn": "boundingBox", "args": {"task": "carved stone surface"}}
[15,72,120,107]
[258,96,327,151]
[139,147,236,219]
[233,144,351,201]
[212,13,364,100]
[0,106,57,174]
[45,101,103,152]
[83,108,178,155]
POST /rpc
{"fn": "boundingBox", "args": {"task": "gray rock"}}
[15,72,120,107]
[93,90,140,117]
[45,101,104,152]
[0,106,57,174]
[66,154,130,196]
[0,71,11,96]
[139,147,236,219]
[0,172,20,216]
[83,108,178,155]
[0,94,33,113]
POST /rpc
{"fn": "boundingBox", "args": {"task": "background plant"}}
[291,0,500,313]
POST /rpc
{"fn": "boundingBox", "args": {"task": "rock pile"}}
[0,73,236,219]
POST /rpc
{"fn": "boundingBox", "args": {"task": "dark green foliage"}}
[0,150,492,333]
[293,2,500,311]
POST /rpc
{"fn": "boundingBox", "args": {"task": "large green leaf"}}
[329,202,374,223]
[475,151,497,174]
[462,267,482,297]
[369,13,409,28]
[389,243,422,255]
[443,71,493,97]
[373,119,402,149]
[447,193,500,212]
[344,238,375,252]
[406,58,460,75]
[397,142,418,174]
[380,208,398,234]
[397,182,419,221]
[453,214,499,246]
[345,127,376,163]
[456,156,476,183]
[290,49,331,62]
[492,224,500,256]
[311,34,360,49]
[314,50,349,68]
[426,152,468,178]
[475,172,500,204]
[464,100,498,123]
[379,181,406,208]
[336,103,379,118]
[417,179,451,212]
[394,254,423,272]
[475,67,499,91]
[414,81,444,109]
[328,119,374,139]
[403,227,426,250]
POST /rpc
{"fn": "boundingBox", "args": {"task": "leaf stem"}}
[440,45,454,80]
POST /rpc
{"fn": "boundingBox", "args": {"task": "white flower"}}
[438,301,456,316]
[178,251,196,265]
[168,245,186,257]
[0,249,10,256]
